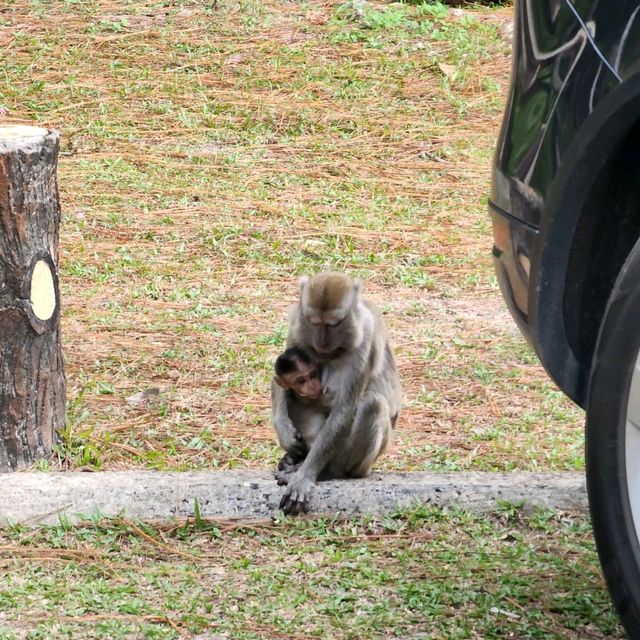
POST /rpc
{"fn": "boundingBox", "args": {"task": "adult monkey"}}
[272,272,402,515]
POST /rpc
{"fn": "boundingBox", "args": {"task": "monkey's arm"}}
[271,381,307,458]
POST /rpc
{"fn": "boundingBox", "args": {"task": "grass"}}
[0,505,623,639]
[0,0,585,474]
[0,5,622,637]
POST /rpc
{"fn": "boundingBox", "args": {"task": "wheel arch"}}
[530,72,640,407]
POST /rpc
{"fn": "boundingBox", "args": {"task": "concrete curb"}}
[0,471,588,525]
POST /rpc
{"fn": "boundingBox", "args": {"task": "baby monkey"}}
[274,346,324,402]
[272,346,330,474]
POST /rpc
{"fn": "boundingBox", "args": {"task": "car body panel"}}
[489,0,640,405]
[490,0,619,229]
[489,203,538,341]
[569,1,640,80]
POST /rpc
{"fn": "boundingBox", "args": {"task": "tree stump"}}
[0,125,66,471]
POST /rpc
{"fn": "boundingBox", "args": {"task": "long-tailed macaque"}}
[271,272,402,515]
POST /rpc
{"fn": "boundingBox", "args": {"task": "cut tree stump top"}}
[0,124,54,153]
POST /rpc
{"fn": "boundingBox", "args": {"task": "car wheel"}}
[587,239,640,638]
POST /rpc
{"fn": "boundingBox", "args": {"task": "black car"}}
[489,1,640,636]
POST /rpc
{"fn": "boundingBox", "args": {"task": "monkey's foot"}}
[279,475,315,515]
[277,453,304,472]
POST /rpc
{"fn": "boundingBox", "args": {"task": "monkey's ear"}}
[274,375,289,390]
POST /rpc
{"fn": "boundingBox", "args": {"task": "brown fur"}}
[307,272,353,312]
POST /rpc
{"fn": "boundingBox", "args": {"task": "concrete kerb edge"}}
[0,470,588,526]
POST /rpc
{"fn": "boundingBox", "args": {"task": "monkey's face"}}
[304,313,354,358]
[276,364,323,400]
[299,273,361,359]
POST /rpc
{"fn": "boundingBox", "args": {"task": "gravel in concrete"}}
[0,470,588,525]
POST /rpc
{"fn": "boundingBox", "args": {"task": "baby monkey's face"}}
[280,362,323,400]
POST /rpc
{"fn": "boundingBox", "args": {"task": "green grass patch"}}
[0,505,621,639]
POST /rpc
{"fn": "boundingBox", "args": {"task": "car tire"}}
[587,239,640,638]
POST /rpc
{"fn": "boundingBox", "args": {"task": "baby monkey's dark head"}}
[274,346,323,400]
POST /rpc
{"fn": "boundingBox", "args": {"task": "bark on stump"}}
[0,125,66,471]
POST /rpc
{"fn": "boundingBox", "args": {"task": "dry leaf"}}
[438,63,457,79]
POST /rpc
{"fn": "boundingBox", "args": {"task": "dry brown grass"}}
[0,0,583,473]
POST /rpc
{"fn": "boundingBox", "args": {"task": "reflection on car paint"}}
[570,1,640,80]
[491,0,619,227]
[490,204,538,338]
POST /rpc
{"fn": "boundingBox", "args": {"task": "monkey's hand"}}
[272,381,308,458]
[279,472,315,516]
[275,459,303,485]
[277,421,308,460]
